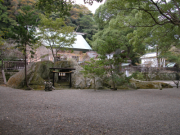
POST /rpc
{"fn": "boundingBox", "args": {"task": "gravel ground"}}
[0,86,180,135]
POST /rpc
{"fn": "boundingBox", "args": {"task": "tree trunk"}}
[50,45,56,67]
[94,77,96,91]
[156,46,160,67]
[110,64,116,90]
[176,81,179,88]
[24,44,29,89]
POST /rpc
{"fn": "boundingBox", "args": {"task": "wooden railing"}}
[3,61,27,70]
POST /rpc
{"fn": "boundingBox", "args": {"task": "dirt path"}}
[0,86,180,135]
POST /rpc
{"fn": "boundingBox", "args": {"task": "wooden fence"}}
[3,61,27,70]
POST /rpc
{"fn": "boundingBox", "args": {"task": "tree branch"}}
[150,0,177,25]
[172,0,180,19]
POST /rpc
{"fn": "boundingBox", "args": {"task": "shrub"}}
[132,71,145,81]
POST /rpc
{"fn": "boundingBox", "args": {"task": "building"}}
[140,52,166,67]
[28,32,93,63]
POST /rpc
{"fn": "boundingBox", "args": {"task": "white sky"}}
[75,0,105,14]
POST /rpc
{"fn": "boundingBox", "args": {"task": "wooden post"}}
[2,59,3,70]
[2,70,6,84]
[69,73,72,88]
[53,72,55,86]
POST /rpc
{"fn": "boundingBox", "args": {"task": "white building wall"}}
[141,57,165,67]
[140,52,166,67]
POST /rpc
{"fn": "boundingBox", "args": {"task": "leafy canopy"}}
[38,14,76,59]
[106,0,180,52]
[36,0,74,17]
[9,5,40,88]
[10,5,39,55]
[36,0,104,17]
[81,58,105,90]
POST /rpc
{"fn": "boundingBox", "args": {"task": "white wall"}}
[141,58,166,67]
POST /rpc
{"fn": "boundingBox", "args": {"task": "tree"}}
[78,15,97,41]
[36,0,105,17]
[106,0,180,53]
[38,14,76,63]
[63,4,97,45]
[107,0,180,27]
[37,2,98,45]
[94,3,117,30]
[2,0,37,21]
[0,1,16,46]
[9,6,39,89]
[162,46,180,88]
[92,28,129,90]
[36,0,74,17]
[81,58,105,90]
[94,2,145,60]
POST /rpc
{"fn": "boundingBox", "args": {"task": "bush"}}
[132,71,145,81]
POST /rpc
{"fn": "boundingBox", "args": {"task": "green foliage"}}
[161,46,180,67]
[106,0,180,55]
[93,2,144,64]
[0,1,16,47]
[2,0,38,22]
[132,71,145,81]
[81,58,105,90]
[9,5,39,55]
[92,25,131,89]
[38,14,76,60]
[5,73,11,81]
[36,0,103,16]
[94,3,117,30]
[8,5,40,88]
[36,0,73,17]
[64,4,97,45]
[111,73,132,86]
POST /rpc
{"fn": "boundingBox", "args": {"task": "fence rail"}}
[121,66,180,73]
[3,61,27,70]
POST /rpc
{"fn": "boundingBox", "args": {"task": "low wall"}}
[144,73,178,80]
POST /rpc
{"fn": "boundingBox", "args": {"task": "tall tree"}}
[9,5,39,89]
[36,0,104,16]
[106,0,180,53]
[92,28,128,90]
[65,4,97,45]
[0,1,16,62]
[2,0,37,21]
[0,1,16,41]
[94,3,117,30]
[36,0,74,17]
[94,2,144,63]
[38,14,76,63]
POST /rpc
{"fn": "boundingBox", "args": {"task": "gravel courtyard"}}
[0,86,180,135]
